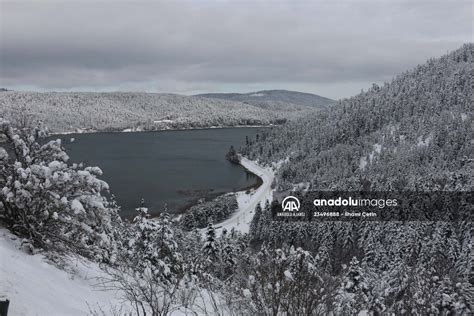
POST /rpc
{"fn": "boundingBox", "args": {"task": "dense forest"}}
[241,43,473,313]
[0,92,315,133]
[243,44,472,191]
[0,44,472,314]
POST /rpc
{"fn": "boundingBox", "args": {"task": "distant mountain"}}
[196,89,335,109]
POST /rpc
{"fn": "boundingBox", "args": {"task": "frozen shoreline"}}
[214,156,275,234]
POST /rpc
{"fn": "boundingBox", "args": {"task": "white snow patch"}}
[389,125,396,135]
[284,270,294,281]
[373,143,382,154]
[292,182,310,191]
[242,288,252,298]
[249,93,265,97]
[71,199,86,214]
[48,160,63,171]
[417,134,432,148]
[54,129,97,135]
[122,126,143,132]
[153,119,174,124]
[359,156,368,171]
[0,147,8,160]
[368,143,382,164]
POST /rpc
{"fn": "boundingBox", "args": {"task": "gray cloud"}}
[1,0,472,99]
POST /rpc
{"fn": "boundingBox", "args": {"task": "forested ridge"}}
[240,43,473,313]
[243,44,472,191]
[0,92,314,133]
[196,89,335,109]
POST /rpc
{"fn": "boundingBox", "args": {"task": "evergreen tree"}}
[0,119,121,261]
[249,203,262,241]
[335,257,370,314]
[202,222,218,260]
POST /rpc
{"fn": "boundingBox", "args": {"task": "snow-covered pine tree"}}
[225,145,240,164]
[107,206,186,315]
[202,222,218,260]
[219,228,237,279]
[249,203,262,241]
[235,245,337,315]
[125,206,182,282]
[0,119,121,261]
[334,257,370,314]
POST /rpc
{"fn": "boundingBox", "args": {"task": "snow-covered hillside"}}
[0,228,232,316]
[0,92,314,133]
[196,89,335,109]
[0,228,130,315]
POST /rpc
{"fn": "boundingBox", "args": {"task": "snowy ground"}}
[0,228,130,315]
[0,227,230,315]
[213,156,275,234]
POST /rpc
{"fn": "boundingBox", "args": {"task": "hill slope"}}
[0,228,130,315]
[0,92,314,133]
[240,44,473,313]
[196,89,335,109]
[243,44,473,190]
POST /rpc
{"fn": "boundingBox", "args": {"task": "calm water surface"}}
[60,128,261,217]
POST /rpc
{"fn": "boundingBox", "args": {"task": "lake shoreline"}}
[50,124,273,137]
[208,156,276,234]
[150,159,264,220]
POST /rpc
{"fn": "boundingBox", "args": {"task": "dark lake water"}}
[59,128,261,217]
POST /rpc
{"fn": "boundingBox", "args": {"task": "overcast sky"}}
[0,0,472,99]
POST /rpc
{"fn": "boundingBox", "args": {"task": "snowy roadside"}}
[213,156,276,234]
[0,228,130,315]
